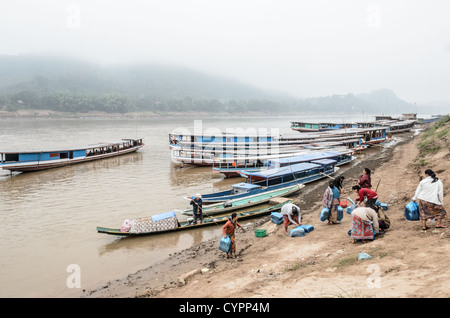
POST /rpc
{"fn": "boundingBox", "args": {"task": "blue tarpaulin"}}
[152,211,177,222]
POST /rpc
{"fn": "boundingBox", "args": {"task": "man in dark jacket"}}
[190,193,203,224]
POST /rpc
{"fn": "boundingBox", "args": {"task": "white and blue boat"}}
[0,138,144,173]
[212,148,354,178]
[240,159,338,187]
[194,159,337,203]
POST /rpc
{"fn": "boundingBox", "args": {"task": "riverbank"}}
[85,121,450,298]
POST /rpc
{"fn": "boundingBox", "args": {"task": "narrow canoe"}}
[180,183,304,216]
[96,200,293,237]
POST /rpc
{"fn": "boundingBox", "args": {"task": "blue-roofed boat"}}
[290,121,358,132]
[0,138,144,173]
[240,159,338,187]
[195,159,337,203]
[186,182,300,204]
[212,148,354,178]
[180,183,304,216]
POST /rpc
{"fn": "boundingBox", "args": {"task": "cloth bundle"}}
[129,211,179,234]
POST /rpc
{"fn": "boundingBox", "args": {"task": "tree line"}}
[0,90,290,114]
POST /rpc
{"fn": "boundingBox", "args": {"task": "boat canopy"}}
[231,183,262,190]
[244,162,322,179]
[268,151,342,165]
[310,159,337,165]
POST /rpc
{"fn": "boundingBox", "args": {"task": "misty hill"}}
[0,54,425,115]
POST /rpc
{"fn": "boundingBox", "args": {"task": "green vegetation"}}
[417,115,450,158]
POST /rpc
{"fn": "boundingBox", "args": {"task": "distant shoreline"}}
[0,109,374,120]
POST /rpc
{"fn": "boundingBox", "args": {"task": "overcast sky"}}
[1,0,450,104]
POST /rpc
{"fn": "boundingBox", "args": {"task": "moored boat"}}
[290,121,358,132]
[0,138,144,173]
[190,181,302,204]
[240,159,338,187]
[168,127,384,166]
[180,183,304,216]
[212,148,354,178]
[96,199,294,237]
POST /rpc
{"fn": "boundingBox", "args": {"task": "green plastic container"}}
[254,229,267,237]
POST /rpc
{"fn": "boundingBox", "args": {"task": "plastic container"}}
[346,203,357,215]
[320,207,330,222]
[290,226,306,237]
[219,236,232,253]
[340,200,348,208]
[375,200,389,210]
[254,229,267,237]
[270,212,284,225]
[405,201,420,221]
[337,206,344,221]
[299,224,314,233]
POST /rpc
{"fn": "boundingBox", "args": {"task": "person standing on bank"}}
[281,203,302,234]
[412,169,447,230]
[222,213,244,259]
[358,168,372,189]
[323,180,341,225]
[190,193,203,224]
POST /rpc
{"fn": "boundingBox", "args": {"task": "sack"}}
[320,207,330,222]
[219,236,232,253]
[337,206,344,222]
[404,201,420,221]
[299,224,314,233]
[290,226,305,237]
[270,212,284,225]
[377,209,390,229]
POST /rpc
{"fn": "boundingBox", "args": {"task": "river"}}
[0,114,377,297]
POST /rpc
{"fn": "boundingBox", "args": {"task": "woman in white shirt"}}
[412,169,447,230]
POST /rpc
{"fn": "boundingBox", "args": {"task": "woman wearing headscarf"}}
[412,169,447,230]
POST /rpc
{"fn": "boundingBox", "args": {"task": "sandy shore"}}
[84,124,450,299]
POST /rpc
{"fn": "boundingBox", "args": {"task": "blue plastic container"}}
[299,224,315,233]
[337,206,344,221]
[219,236,232,253]
[320,207,329,222]
[346,203,357,215]
[270,212,284,225]
[375,200,389,210]
[404,201,420,221]
[290,226,306,237]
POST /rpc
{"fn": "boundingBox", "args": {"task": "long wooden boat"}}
[180,183,304,216]
[197,160,337,203]
[213,148,354,178]
[0,138,144,173]
[168,127,386,166]
[96,200,294,237]
[240,159,338,187]
[357,119,416,134]
[290,121,358,132]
